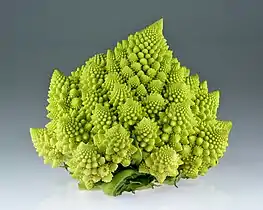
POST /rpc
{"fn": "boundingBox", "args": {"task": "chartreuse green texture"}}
[30,18,232,196]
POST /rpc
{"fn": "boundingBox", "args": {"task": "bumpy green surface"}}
[30,18,232,196]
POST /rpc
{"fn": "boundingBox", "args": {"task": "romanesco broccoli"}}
[30,18,232,196]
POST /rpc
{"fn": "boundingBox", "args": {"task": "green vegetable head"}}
[30,18,232,196]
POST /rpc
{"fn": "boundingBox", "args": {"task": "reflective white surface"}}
[36,179,232,210]
[3,161,262,210]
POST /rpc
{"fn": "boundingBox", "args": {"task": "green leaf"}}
[102,169,155,196]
